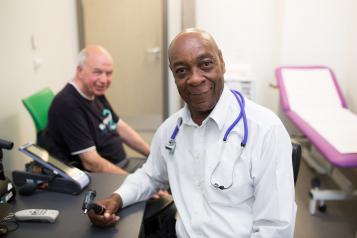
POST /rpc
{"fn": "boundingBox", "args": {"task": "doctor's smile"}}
[188,90,211,100]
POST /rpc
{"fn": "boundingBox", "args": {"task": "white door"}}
[82,0,164,132]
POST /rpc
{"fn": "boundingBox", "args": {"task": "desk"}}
[7,173,146,238]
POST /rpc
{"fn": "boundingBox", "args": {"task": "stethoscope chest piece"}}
[213,183,226,190]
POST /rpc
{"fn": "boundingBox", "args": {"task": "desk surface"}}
[7,173,145,238]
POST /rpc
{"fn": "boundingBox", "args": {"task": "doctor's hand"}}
[87,193,123,227]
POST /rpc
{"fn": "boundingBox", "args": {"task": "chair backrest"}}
[22,88,55,135]
[292,142,302,186]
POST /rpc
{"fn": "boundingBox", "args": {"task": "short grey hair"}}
[77,48,88,67]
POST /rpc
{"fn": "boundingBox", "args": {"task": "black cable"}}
[0,213,19,233]
[1,220,19,233]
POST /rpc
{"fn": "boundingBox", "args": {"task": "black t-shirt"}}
[39,83,126,168]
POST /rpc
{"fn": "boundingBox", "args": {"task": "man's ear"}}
[76,65,84,78]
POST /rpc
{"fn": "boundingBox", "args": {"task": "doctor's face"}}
[169,31,225,124]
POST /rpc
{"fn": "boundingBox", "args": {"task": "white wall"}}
[167,0,183,115]
[1,0,356,170]
[195,0,357,114]
[195,0,282,110]
[0,0,79,170]
[279,0,357,112]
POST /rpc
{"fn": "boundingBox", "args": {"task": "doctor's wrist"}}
[110,193,123,211]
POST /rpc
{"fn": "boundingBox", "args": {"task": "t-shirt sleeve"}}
[56,107,95,155]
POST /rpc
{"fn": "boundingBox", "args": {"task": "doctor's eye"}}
[174,67,188,78]
[199,60,214,70]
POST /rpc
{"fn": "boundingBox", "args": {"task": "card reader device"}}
[13,143,90,195]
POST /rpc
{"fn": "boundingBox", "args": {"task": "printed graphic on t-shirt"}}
[99,109,117,132]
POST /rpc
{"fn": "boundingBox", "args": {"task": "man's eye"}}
[175,68,186,75]
[201,61,213,69]
[94,70,102,75]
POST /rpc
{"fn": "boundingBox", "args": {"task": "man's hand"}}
[87,193,123,227]
[150,189,171,200]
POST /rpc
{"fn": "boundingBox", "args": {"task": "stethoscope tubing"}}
[168,90,248,146]
[166,90,249,190]
[223,90,248,146]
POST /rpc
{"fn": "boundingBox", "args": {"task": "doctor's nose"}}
[187,68,205,86]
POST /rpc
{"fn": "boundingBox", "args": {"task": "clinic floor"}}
[295,160,357,238]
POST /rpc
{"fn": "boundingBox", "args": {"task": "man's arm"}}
[79,149,128,175]
[251,125,296,237]
[117,120,150,157]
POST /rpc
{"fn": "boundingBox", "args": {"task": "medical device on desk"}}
[166,90,249,190]
[13,143,90,195]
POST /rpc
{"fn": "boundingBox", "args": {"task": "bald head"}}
[168,28,221,65]
[77,45,113,67]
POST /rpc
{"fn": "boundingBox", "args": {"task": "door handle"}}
[146,47,161,60]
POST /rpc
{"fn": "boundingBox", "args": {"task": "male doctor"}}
[88,28,296,237]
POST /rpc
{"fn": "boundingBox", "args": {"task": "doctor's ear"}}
[218,49,225,73]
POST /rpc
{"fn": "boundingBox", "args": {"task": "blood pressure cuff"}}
[25,161,54,176]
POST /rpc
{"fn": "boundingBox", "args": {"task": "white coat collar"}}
[179,86,235,131]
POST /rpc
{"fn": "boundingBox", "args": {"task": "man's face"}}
[169,32,225,121]
[77,52,113,98]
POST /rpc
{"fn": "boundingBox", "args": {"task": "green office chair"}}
[22,88,55,140]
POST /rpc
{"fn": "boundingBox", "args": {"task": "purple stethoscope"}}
[165,90,248,190]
